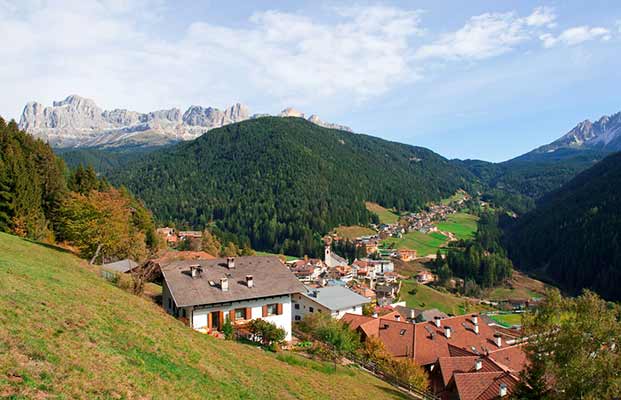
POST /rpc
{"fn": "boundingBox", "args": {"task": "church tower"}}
[323,236,333,268]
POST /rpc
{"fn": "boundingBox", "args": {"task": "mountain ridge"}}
[19,95,352,148]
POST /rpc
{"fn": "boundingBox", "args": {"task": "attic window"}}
[399,329,407,336]
[208,280,216,286]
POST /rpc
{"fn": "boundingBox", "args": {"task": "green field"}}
[383,231,448,256]
[400,280,487,315]
[255,251,299,262]
[440,190,468,206]
[333,225,376,240]
[489,313,523,327]
[365,202,400,225]
[0,232,403,399]
[436,213,479,241]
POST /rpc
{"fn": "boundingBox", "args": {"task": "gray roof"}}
[101,259,138,273]
[303,286,370,311]
[161,256,306,307]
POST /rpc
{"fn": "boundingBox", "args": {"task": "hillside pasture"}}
[333,225,376,240]
[400,279,487,316]
[382,231,448,257]
[436,213,479,241]
[365,202,400,225]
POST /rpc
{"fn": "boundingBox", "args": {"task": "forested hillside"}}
[458,149,605,214]
[0,117,157,262]
[506,152,621,300]
[109,117,475,256]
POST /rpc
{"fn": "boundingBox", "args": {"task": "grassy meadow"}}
[0,232,405,399]
[365,202,400,225]
[400,280,487,316]
[435,213,479,241]
[383,231,448,256]
[333,225,376,240]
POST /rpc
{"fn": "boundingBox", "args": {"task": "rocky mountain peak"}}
[19,96,353,148]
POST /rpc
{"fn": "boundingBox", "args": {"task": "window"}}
[267,303,278,316]
[400,329,407,336]
[167,298,172,309]
[294,303,300,310]
[309,307,314,313]
[234,308,245,321]
[352,306,357,311]
[295,315,301,321]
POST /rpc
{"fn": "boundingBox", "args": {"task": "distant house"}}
[291,286,371,321]
[288,258,326,283]
[156,227,178,245]
[178,231,202,240]
[161,256,305,341]
[416,270,435,284]
[101,259,138,280]
[397,248,417,261]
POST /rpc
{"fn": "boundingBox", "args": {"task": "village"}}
[95,192,536,400]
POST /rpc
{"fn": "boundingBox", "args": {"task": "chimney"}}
[471,314,478,325]
[475,358,483,371]
[372,312,379,318]
[220,277,229,292]
[395,314,401,321]
[409,309,416,320]
[190,264,201,278]
[246,275,254,288]
[434,316,442,328]
[473,324,480,335]
[444,326,452,339]
[499,383,508,397]
[227,257,235,269]
[494,333,502,347]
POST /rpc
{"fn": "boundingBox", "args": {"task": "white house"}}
[161,256,305,341]
[292,286,371,321]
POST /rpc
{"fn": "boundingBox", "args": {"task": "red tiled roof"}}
[487,344,529,373]
[454,371,518,400]
[438,356,503,387]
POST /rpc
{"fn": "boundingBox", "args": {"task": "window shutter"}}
[245,307,252,319]
[262,305,268,317]
[219,311,224,328]
[277,303,283,315]
[207,312,213,329]
[229,310,235,322]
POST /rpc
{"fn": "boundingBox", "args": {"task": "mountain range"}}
[18,95,352,148]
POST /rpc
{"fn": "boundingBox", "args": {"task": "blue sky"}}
[0,0,619,161]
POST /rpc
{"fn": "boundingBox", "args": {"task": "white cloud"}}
[0,1,423,118]
[540,26,612,48]
[414,7,556,61]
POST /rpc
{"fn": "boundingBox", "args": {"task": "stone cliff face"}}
[534,111,621,153]
[19,95,353,148]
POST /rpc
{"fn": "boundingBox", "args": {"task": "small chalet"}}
[416,270,435,284]
[161,256,305,341]
[292,286,370,321]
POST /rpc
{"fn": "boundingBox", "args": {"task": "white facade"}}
[163,282,294,341]
[291,292,364,321]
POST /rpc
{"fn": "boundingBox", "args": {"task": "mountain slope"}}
[529,111,621,154]
[506,152,621,301]
[0,232,403,399]
[19,95,352,149]
[108,117,475,256]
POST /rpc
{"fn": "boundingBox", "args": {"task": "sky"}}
[0,0,619,162]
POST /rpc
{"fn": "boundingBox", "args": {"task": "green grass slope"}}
[0,232,404,399]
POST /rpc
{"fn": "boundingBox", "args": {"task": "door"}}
[211,311,221,331]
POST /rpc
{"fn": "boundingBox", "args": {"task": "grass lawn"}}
[490,313,523,327]
[333,225,376,240]
[400,280,487,316]
[436,213,479,241]
[0,232,404,399]
[255,251,299,262]
[365,202,399,225]
[382,231,448,256]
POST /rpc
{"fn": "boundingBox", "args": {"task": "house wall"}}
[190,294,293,341]
[291,293,364,321]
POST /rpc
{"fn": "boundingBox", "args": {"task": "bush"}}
[222,318,234,340]
[248,319,286,346]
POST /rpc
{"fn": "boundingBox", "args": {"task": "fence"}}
[346,352,440,400]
